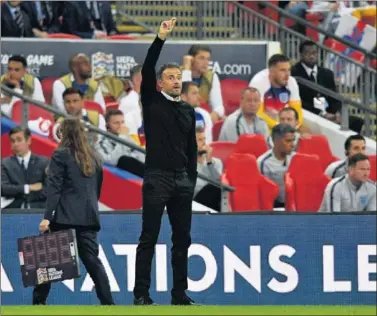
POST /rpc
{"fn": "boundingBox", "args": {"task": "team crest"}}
[359,195,368,207]
[279,92,289,104]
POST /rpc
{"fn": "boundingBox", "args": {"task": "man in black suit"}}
[61,1,117,39]
[291,40,364,133]
[1,126,49,209]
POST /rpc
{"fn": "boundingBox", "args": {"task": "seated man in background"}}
[325,134,366,178]
[94,109,145,178]
[257,124,297,208]
[181,81,213,143]
[267,107,311,149]
[250,54,303,132]
[319,153,376,212]
[219,87,268,142]
[0,55,45,117]
[1,127,49,209]
[291,40,364,133]
[52,88,106,143]
[182,44,225,122]
[194,127,223,211]
[52,53,105,113]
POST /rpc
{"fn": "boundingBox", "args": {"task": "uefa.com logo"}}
[209,61,252,76]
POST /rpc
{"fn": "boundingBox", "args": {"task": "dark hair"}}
[349,153,369,168]
[9,126,31,139]
[62,87,84,100]
[181,81,199,95]
[195,126,205,133]
[156,62,181,80]
[130,64,143,80]
[268,54,290,68]
[345,134,366,152]
[105,109,123,123]
[271,123,296,141]
[279,107,299,121]
[58,118,100,177]
[241,87,260,97]
[9,55,27,68]
[188,44,212,57]
[299,40,317,54]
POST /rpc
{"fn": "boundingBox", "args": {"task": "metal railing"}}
[0,84,235,212]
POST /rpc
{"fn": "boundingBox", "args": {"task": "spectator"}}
[282,1,309,34]
[21,1,63,34]
[61,1,117,39]
[52,54,105,113]
[267,107,311,149]
[181,82,213,143]
[182,44,225,122]
[219,87,268,142]
[1,127,49,209]
[194,127,223,211]
[257,124,297,208]
[1,0,44,38]
[249,54,303,132]
[52,88,106,143]
[291,40,364,133]
[319,153,376,212]
[119,64,143,114]
[0,55,45,117]
[325,134,366,178]
[94,109,145,178]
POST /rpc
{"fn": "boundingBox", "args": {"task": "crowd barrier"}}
[1,211,376,305]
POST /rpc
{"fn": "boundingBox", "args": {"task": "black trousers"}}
[134,169,194,298]
[117,156,145,178]
[33,223,114,305]
[194,184,221,212]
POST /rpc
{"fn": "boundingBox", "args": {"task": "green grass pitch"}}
[1,306,376,315]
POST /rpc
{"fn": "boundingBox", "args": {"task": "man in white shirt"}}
[52,53,105,113]
[119,64,143,115]
[0,55,45,117]
[181,81,213,143]
[182,45,225,122]
[194,127,223,211]
[219,87,268,142]
[325,134,366,179]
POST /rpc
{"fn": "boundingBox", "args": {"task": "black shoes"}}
[133,295,157,305]
[171,293,198,305]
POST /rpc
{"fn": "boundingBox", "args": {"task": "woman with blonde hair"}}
[33,118,114,305]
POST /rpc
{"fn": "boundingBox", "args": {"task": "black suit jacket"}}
[1,154,49,208]
[291,62,342,115]
[44,148,103,231]
[61,1,117,39]
[1,3,37,38]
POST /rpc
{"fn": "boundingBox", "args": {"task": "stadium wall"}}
[2,212,376,305]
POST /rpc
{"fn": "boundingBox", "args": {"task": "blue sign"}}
[1,213,376,305]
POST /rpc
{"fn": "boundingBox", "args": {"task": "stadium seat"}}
[41,77,57,105]
[222,153,279,211]
[220,79,248,116]
[106,34,137,40]
[47,33,81,39]
[369,155,376,182]
[212,119,224,141]
[11,101,54,124]
[84,100,104,115]
[106,102,119,112]
[234,134,269,159]
[210,141,236,167]
[285,153,331,212]
[305,12,324,42]
[296,135,338,171]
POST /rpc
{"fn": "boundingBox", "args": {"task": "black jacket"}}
[1,3,36,38]
[291,62,342,115]
[44,148,103,231]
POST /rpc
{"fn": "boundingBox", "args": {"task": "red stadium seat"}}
[220,79,249,116]
[106,34,137,40]
[296,135,338,171]
[84,100,104,115]
[285,153,331,212]
[210,141,236,167]
[47,33,81,39]
[305,12,324,42]
[234,134,269,159]
[369,155,376,182]
[106,102,119,112]
[212,119,224,141]
[11,101,54,124]
[41,77,57,105]
[223,153,279,211]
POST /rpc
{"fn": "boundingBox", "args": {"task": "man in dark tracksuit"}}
[133,18,198,306]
